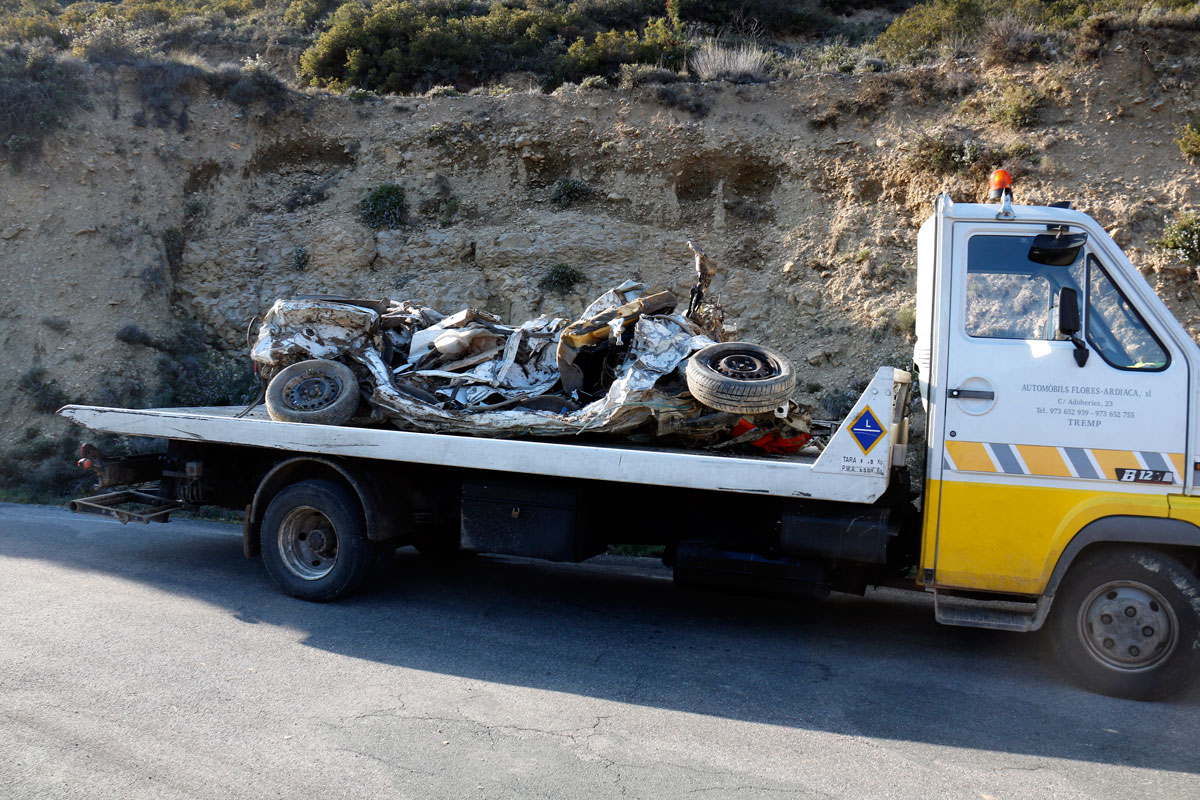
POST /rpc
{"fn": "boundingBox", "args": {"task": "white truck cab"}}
[911,186,1200,698]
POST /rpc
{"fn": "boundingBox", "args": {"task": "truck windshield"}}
[1085,255,1170,371]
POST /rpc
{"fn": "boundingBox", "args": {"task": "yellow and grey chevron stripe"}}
[944,441,1186,485]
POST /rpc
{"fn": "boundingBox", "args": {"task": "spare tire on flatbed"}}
[685,342,796,414]
[265,359,360,425]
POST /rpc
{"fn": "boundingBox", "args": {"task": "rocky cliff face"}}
[2,31,1197,496]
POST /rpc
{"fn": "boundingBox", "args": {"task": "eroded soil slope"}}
[2,29,1198,493]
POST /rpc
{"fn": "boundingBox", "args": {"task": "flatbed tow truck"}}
[60,178,1200,700]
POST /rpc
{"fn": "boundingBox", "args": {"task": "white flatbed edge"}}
[59,367,906,503]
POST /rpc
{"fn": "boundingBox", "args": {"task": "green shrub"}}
[1157,214,1200,266]
[580,75,611,89]
[162,227,185,270]
[648,82,711,116]
[299,0,688,93]
[876,0,997,63]
[539,263,585,294]
[435,196,459,226]
[0,428,88,503]
[1176,122,1200,163]
[0,44,87,171]
[618,62,684,89]
[561,19,687,83]
[793,38,860,73]
[360,183,407,228]
[674,0,834,35]
[134,58,206,129]
[291,245,310,270]
[225,56,289,118]
[550,177,592,208]
[17,367,72,413]
[0,0,72,46]
[115,324,160,347]
[152,349,258,408]
[989,83,1044,129]
[284,0,339,29]
[910,128,990,175]
[876,0,1197,64]
[71,16,150,69]
[980,14,1054,65]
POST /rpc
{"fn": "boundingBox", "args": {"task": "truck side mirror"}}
[1058,287,1080,336]
[1057,287,1089,367]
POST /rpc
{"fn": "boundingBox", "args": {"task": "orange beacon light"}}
[988,168,1013,200]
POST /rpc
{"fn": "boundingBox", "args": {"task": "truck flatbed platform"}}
[60,367,910,504]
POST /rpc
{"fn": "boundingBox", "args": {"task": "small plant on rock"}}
[538,263,585,294]
[1157,214,1200,267]
[550,178,592,209]
[0,44,87,171]
[1176,122,1200,164]
[115,324,159,347]
[912,128,989,176]
[989,84,1044,129]
[291,246,310,271]
[360,183,407,229]
[17,367,70,413]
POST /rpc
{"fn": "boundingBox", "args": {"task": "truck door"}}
[932,224,1189,593]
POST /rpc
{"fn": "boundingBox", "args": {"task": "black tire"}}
[685,342,796,414]
[265,359,360,425]
[259,480,376,601]
[1048,546,1200,700]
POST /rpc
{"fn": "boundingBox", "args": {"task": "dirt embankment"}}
[1,29,1197,495]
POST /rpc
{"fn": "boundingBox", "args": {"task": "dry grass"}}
[980,15,1054,66]
[689,42,770,83]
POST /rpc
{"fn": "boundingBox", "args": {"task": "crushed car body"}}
[249,244,810,449]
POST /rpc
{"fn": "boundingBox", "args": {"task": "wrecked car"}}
[249,244,809,450]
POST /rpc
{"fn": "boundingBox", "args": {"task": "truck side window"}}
[966,273,1051,339]
[963,235,1078,340]
[1085,255,1170,371]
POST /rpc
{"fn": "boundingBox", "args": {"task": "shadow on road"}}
[6,504,1199,774]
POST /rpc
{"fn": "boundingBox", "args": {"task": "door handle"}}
[949,388,995,400]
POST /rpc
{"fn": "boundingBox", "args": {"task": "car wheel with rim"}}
[685,342,796,414]
[265,359,360,425]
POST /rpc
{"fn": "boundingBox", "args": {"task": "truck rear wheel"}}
[1049,546,1200,700]
[260,480,376,601]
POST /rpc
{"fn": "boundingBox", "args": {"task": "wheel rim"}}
[710,351,778,380]
[277,506,339,580]
[1076,580,1178,672]
[282,371,344,411]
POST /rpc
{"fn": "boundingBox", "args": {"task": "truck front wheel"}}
[1049,546,1200,700]
[260,480,376,601]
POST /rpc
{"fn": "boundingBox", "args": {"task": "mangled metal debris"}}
[250,244,809,450]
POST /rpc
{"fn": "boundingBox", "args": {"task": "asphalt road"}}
[2,502,1198,799]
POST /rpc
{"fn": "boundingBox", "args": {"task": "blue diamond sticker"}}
[848,407,885,455]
